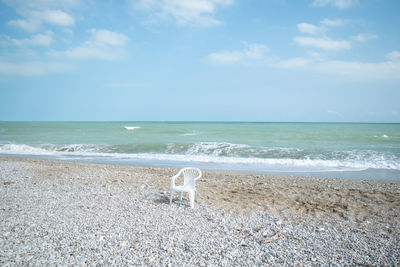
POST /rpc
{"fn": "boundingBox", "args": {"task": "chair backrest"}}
[182,167,202,188]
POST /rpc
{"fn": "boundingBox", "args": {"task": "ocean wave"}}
[50,144,104,153]
[180,131,202,136]
[124,126,141,130]
[0,142,399,171]
[0,143,106,154]
[166,142,308,159]
[374,134,390,139]
[128,153,400,171]
[0,144,58,156]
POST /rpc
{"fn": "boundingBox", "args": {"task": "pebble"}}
[0,159,399,266]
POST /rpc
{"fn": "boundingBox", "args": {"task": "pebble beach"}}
[1,157,399,266]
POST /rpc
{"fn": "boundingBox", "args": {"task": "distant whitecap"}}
[180,131,202,136]
[124,126,141,130]
[382,134,389,138]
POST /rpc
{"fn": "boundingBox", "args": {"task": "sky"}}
[0,0,399,122]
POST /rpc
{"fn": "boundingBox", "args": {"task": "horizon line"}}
[1,120,399,124]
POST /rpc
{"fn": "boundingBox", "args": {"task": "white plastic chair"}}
[169,167,202,208]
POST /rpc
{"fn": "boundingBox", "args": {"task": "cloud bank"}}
[205,41,400,80]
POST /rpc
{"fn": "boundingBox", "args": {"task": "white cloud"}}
[2,0,81,11]
[320,18,349,27]
[353,33,378,42]
[1,32,53,47]
[7,10,75,32]
[4,0,77,32]
[7,19,41,32]
[273,57,311,69]
[274,51,400,80]
[313,60,400,80]
[205,50,243,63]
[242,43,268,60]
[297,23,324,35]
[311,0,358,9]
[294,36,351,51]
[205,43,268,64]
[386,51,400,62]
[50,29,129,60]
[204,40,400,79]
[22,33,53,46]
[26,33,53,46]
[89,29,128,46]
[42,10,75,26]
[133,0,233,26]
[297,18,349,35]
[0,60,72,76]
[63,28,74,36]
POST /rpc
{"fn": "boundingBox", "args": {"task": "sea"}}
[0,121,399,180]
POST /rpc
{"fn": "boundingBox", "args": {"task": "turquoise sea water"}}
[0,122,399,180]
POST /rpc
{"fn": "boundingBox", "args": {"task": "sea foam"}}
[124,126,141,130]
[180,131,202,136]
[1,142,399,172]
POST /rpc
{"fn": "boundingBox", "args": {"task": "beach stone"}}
[0,157,399,266]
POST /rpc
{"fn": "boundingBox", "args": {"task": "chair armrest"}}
[170,174,179,187]
[194,171,202,181]
[170,169,184,187]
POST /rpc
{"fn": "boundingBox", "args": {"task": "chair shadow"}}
[156,195,192,208]
[144,191,192,208]
[153,195,170,204]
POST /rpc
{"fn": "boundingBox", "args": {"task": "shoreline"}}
[1,156,400,265]
[2,154,400,181]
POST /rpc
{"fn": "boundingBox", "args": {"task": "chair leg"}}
[189,190,195,209]
[179,192,183,201]
[170,190,173,205]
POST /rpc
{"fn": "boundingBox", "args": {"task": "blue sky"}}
[0,0,399,122]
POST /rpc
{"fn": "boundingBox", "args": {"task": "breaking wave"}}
[1,142,399,172]
[124,126,141,130]
[180,131,202,136]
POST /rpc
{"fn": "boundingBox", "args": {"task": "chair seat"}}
[172,185,195,192]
